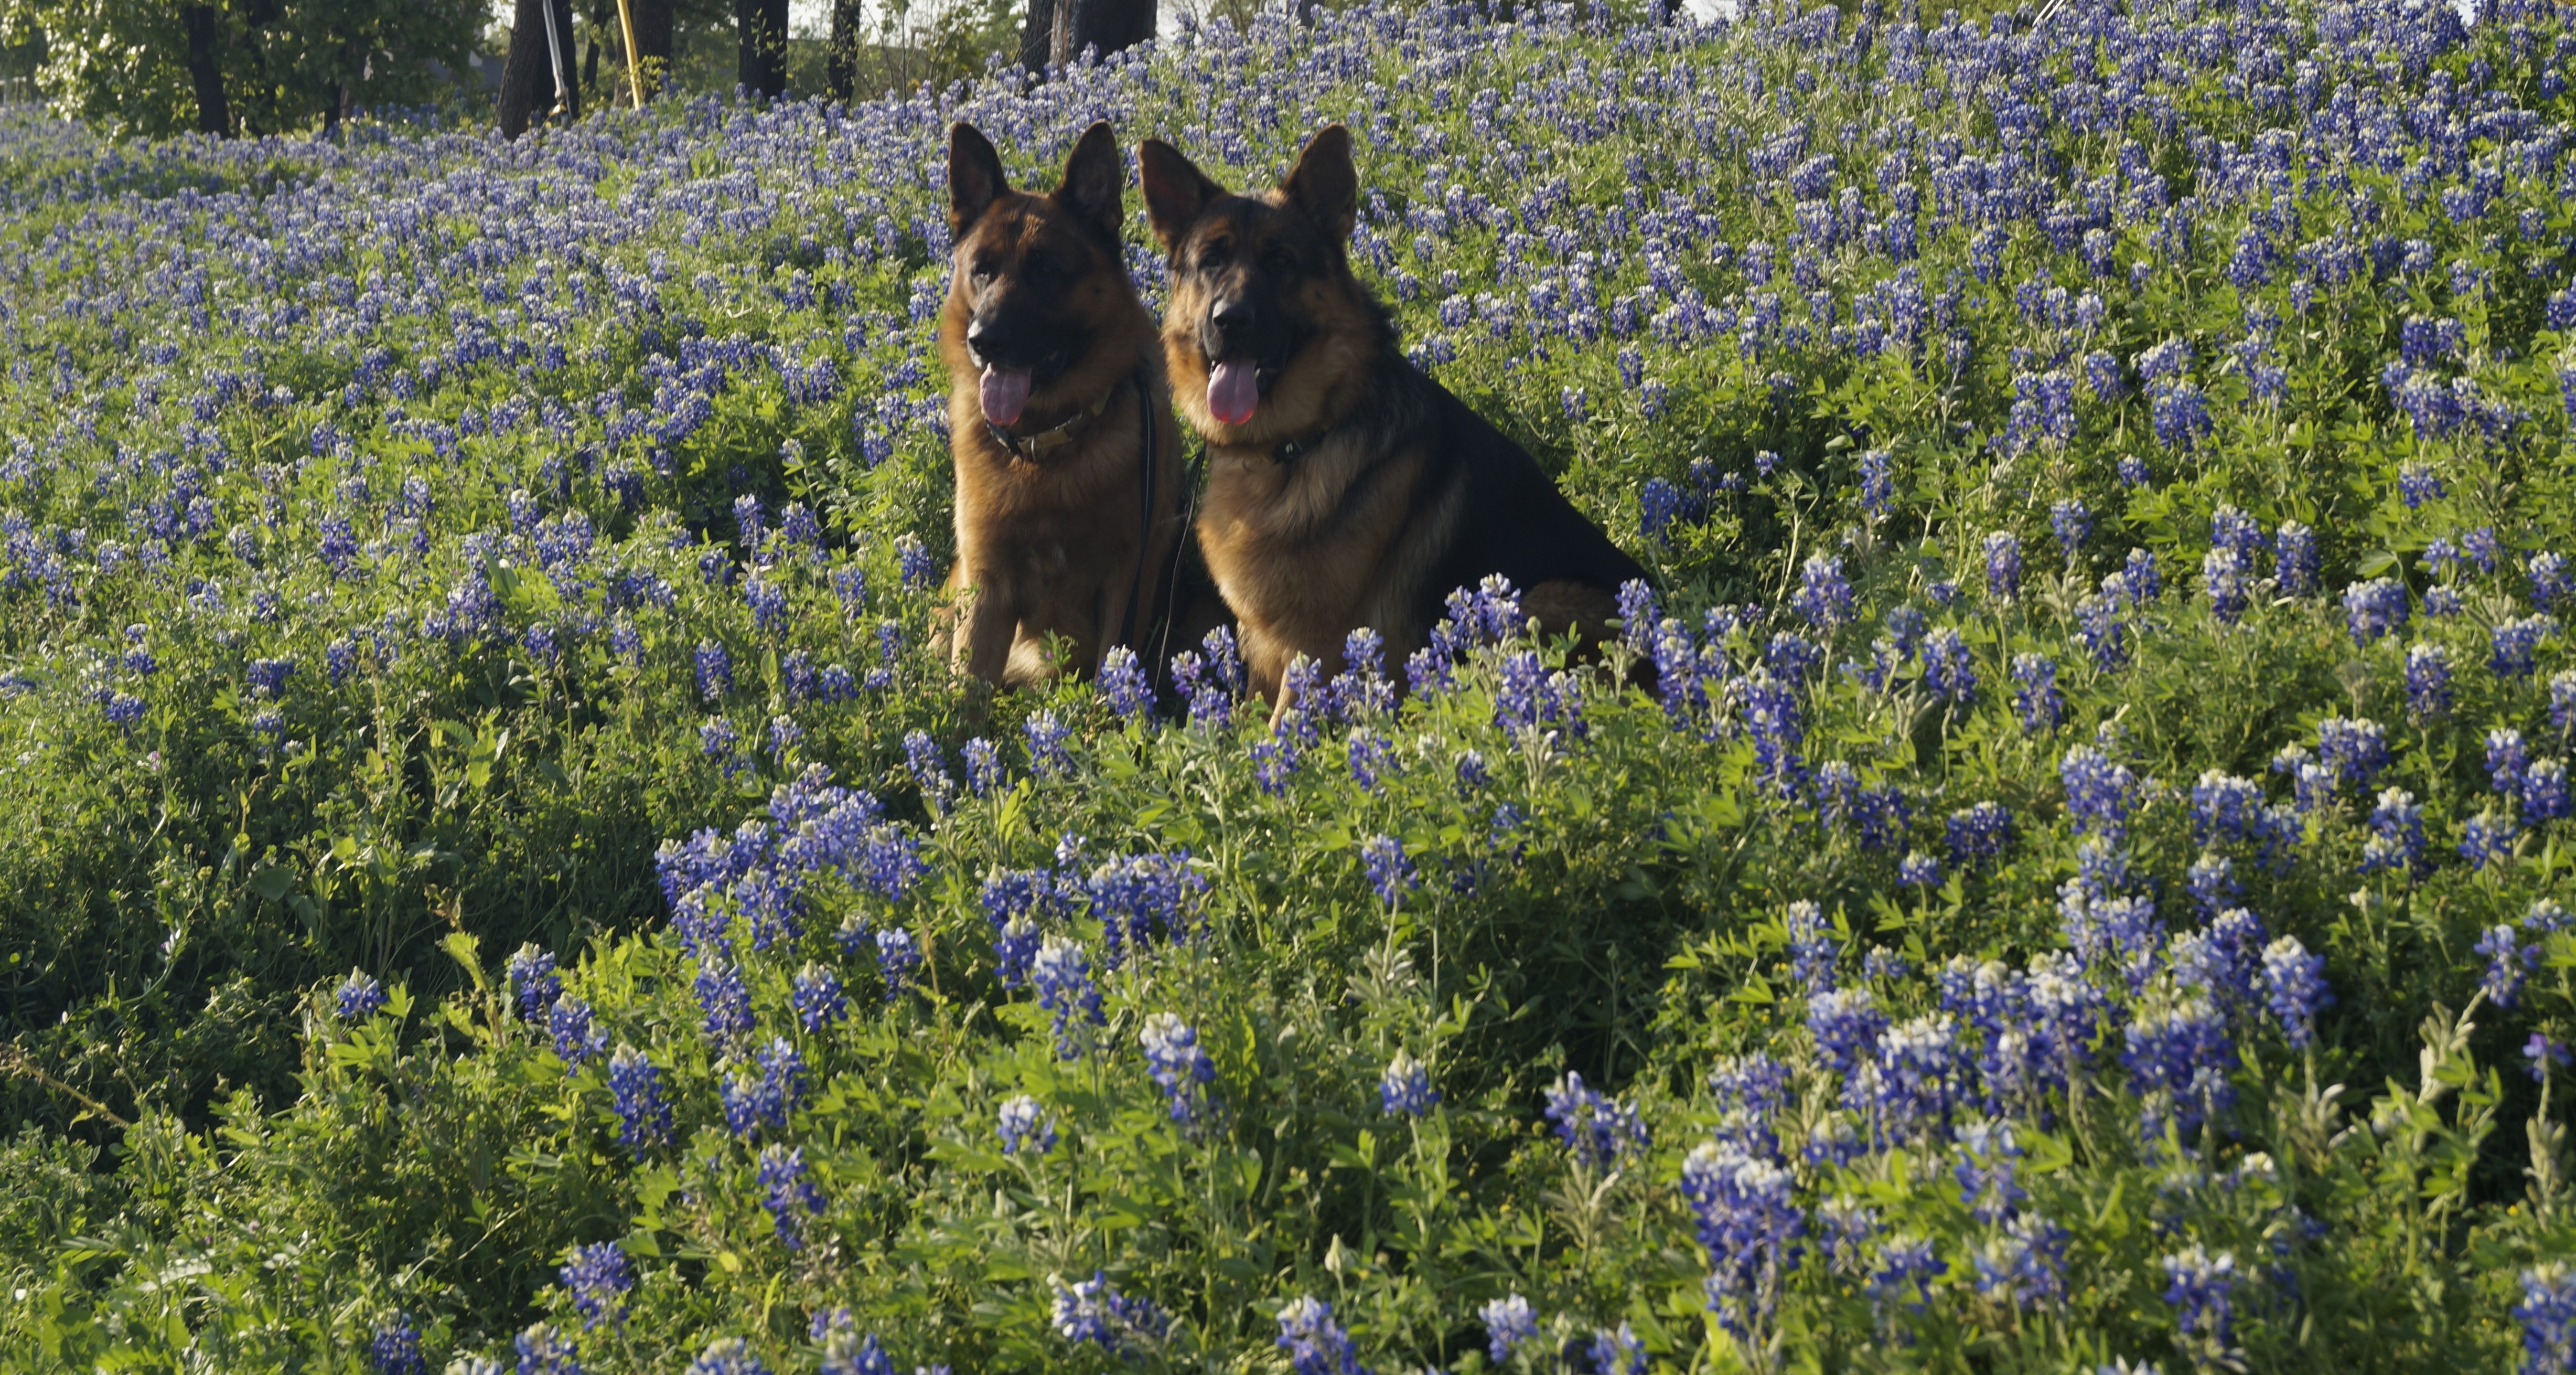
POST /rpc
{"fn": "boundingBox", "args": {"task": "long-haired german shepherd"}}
[940,120,1190,687]
[1137,125,1647,710]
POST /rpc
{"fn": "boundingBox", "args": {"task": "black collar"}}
[986,383,1117,463]
[1268,424,1334,464]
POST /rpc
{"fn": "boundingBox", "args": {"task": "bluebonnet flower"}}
[1807,987,1888,1076]
[693,956,754,1042]
[2405,644,2453,719]
[1380,1050,1437,1117]
[508,945,562,1022]
[2117,454,2152,487]
[2529,1036,2574,1084]
[1480,1294,1540,1364]
[700,716,740,763]
[2120,993,2235,1141]
[1945,801,2013,870]
[2363,788,2429,877]
[246,656,295,697]
[337,971,387,1021]
[1920,628,1977,705]
[1795,553,1855,630]
[1785,899,1840,993]
[999,1094,1056,1156]
[1098,647,1155,718]
[1346,729,1397,793]
[875,927,921,1000]
[2075,593,2128,671]
[370,1314,425,1375]
[2465,527,2504,574]
[2493,615,2556,677]
[2162,1246,2241,1366]
[1898,852,1943,888]
[2558,671,2576,733]
[2203,547,2250,625]
[2478,923,2538,1008]
[1023,711,1072,779]
[2012,653,2063,734]
[1544,1071,1649,1168]
[607,1046,672,1153]
[1953,1119,2026,1224]
[686,1337,771,1375]
[2261,936,2332,1050]
[1359,835,1415,907]
[2491,729,2536,794]
[1030,937,1102,1066]
[2527,760,2571,824]
[1859,449,1894,518]
[2460,811,2518,870]
[1972,1211,2069,1310]
[2343,579,2408,645]
[1274,1297,1364,1375]
[1140,1014,1217,1129]
[2536,552,2576,612]
[755,1145,827,1249]
[2208,509,2267,566]
[2517,1264,2576,1375]
[2274,521,2319,596]
[2121,549,2162,607]
[1327,629,1396,721]
[2051,499,2091,565]
[1054,1272,1171,1356]
[960,738,1002,796]
[1496,651,1586,741]
[792,964,845,1032]
[2187,854,2239,918]
[1086,852,1206,966]
[1640,478,1687,545]
[2398,464,2446,510]
[896,535,935,589]
[2060,745,2138,843]
[550,997,607,1067]
[722,1037,806,1137]
[1586,1324,1647,1375]
[516,1323,582,1375]
[902,731,952,805]
[560,1243,633,1329]
[1682,1139,1806,1340]
[2317,717,2390,790]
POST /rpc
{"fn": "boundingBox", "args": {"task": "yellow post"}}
[615,0,647,109]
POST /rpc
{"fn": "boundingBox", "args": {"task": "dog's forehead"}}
[1186,195,1307,247]
[964,195,1081,257]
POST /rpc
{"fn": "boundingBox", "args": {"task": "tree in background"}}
[0,0,480,137]
[498,0,578,134]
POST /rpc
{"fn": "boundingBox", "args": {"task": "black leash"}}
[1114,364,1155,656]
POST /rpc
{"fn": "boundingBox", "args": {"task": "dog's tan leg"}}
[952,574,1017,685]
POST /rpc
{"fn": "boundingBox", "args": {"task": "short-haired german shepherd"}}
[940,120,1190,687]
[1137,124,1647,712]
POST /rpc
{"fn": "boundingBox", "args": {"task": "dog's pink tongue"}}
[980,366,1032,427]
[1207,359,1260,427]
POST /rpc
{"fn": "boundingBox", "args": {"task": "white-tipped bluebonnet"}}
[1859,448,1894,518]
[792,964,846,1032]
[2203,546,2250,625]
[895,534,935,589]
[1920,627,1977,705]
[999,1094,1056,1156]
[755,1145,826,1249]
[686,1336,773,1375]
[1983,530,2023,602]
[2459,810,2518,870]
[2120,993,2235,1142]
[2160,1246,2241,1366]
[560,1242,633,1329]
[607,1045,672,1153]
[1543,1071,1649,1168]
[1054,1271,1171,1355]
[2075,592,2128,671]
[1794,553,1854,630]
[2012,653,2063,734]
[1785,900,1840,992]
[516,1321,583,1375]
[902,731,952,805]
[508,945,562,1022]
[960,738,1002,796]
[1682,1139,1806,1340]
[722,1037,807,1138]
[2342,578,2408,645]
[1031,936,1103,1059]
[2494,615,2557,678]
[549,996,607,1067]
[1275,1296,1363,1375]
[1897,851,1942,888]
[1952,1119,2027,1224]
[694,640,733,700]
[336,969,387,1021]
[2274,521,2319,596]
[1479,1293,1540,1364]
[2477,923,2538,1008]
[2404,643,2453,719]
[2529,1035,2573,1085]
[1585,1323,1646,1375]
[2515,1263,2576,1375]
[2059,745,2138,844]
[1806,986,1887,1076]
[2260,936,2331,1050]
[875,928,921,1000]
[2050,499,2091,565]
[2536,552,2575,612]
[1086,851,1207,966]
[1023,711,1072,779]
[1379,1050,1437,1117]
[2488,728,2531,795]
[1945,801,2013,870]
[693,956,754,1042]
[2121,549,2162,606]
[1141,1014,1217,1129]
[1971,1211,2068,1311]
[2363,787,2429,877]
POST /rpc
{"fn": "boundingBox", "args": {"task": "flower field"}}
[4,0,2576,1369]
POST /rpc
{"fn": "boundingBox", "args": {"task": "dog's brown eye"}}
[970,260,996,285]
[1261,244,1297,273]
[1196,243,1230,272]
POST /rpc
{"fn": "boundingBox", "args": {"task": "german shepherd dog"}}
[940,120,1189,687]
[1137,125,1647,713]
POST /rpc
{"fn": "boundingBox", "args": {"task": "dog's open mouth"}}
[1204,355,1285,428]
[979,364,1034,427]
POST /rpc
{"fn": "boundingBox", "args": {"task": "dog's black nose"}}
[1210,298,1257,336]
[966,316,1015,362]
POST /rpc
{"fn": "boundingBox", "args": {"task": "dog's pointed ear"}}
[1054,121,1125,247]
[1139,138,1222,251]
[1280,124,1357,244]
[949,122,1010,235]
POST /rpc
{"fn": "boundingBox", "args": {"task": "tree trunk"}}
[627,0,672,101]
[1049,0,1150,67]
[584,1,604,97]
[828,0,861,100]
[178,4,232,135]
[735,0,789,99]
[498,0,578,135]
[1016,0,1054,72]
